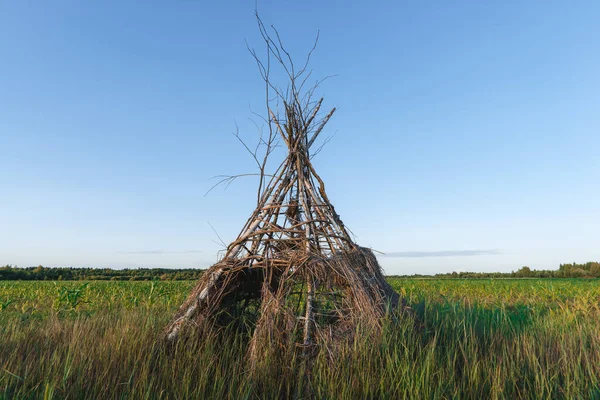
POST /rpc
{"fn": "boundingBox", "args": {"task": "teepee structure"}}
[164,18,399,363]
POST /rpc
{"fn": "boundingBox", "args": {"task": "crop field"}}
[1,279,600,399]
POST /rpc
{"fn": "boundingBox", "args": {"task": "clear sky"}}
[1,1,599,275]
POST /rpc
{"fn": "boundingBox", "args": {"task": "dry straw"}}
[164,14,401,370]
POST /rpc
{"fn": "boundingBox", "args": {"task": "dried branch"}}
[165,13,401,383]
[205,173,276,197]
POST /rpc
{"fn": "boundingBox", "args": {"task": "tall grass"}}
[1,279,599,399]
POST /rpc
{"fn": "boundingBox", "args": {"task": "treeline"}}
[391,262,600,279]
[0,265,204,281]
[2,262,599,281]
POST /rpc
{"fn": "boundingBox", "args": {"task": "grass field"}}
[1,279,600,399]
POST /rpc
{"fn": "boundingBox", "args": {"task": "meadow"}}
[1,279,600,399]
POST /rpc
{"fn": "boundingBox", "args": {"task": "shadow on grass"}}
[408,298,535,355]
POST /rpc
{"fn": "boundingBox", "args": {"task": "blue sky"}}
[1,1,599,275]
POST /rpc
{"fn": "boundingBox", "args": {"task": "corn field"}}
[1,279,600,399]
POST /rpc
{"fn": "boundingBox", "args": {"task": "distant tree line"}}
[389,262,600,279]
[0,265,204,281]
[2,262,599,281]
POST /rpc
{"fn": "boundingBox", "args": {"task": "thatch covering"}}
[164,15,400,368]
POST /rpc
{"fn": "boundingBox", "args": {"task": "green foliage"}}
[3,261,600,282]
[0,297,13,311]
[54,282,90,311]
[1,279,600,398]
[0,265,204,281]
[389,261,600,279]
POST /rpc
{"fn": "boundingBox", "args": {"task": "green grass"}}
[1,279,600,399]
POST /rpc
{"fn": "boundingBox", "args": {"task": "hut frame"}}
[164,16,400,365]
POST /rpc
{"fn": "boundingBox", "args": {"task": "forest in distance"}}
[1,262,599,281]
